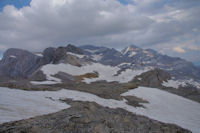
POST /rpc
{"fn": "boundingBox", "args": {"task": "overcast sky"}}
[0,0,200,63]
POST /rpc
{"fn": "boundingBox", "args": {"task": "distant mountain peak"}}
[121,45,141,57]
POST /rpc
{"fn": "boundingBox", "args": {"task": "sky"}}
[0,0,200,63]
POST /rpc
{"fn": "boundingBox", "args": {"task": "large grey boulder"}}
[132,69,171,88]
[40,47,56,65]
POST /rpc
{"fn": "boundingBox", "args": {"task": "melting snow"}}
[162,80,182,89]
[128,51,137,57]
[0,87,70,124]
[9,55,16,58]
[84,49,99,53]
[66,52,85,58]
[162,79,200,89]
[121,87,200,133]
[30,80,60,85]
[33,63,151,84]
[35,53,43,57]
[0,87,200,132]
[92,54,103,61]
[117,62,131,66]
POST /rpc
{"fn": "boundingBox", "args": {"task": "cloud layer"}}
[0,0,200,62]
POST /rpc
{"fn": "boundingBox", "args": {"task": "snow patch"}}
[121,87,200,133]
[162,79,200,89]
[0,87,70,124]
[9,55,16,58]
[31,80,60,85]
[92,54,103,61]
[84,49,99,53]
[142,61,151,64]
[66,52,85,58]
[122,47,137,57]
[35,53,43,57]
[162,80,184,89]
[117,62,131,67]
[128,51,137,57]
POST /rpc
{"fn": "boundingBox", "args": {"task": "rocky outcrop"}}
[132,68,171,88]
[0,100,190,133]
[66,44,83,54]
[40,47,56,65]
[43,45,83,64]
[80,45,125,66]
[28,70,47,81]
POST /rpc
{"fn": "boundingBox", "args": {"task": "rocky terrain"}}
[0,44,200,133]
[0,100,190,133]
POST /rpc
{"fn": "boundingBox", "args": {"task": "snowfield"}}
[121,87,200,133]
[0,87,70,124]
[91,54,103,61]
[0,87,200,132]
[162,79,200,89]
[31,63,151,84]
[66,52,85,58]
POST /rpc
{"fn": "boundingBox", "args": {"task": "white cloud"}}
[173,46,185,53]
[0,0,199,62]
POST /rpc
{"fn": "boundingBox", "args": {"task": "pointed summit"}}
[121,45,141,57]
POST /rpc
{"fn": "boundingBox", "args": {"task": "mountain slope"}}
[1,44,200,90]
[0,44,200,133]
[0,48,42,79]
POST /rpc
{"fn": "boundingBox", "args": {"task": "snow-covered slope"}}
[121,87,200,133]
[31,63,151,84]
[121,45,140,57]
[0,87,70,124]
[66,52,85,58]
[1,87,200,132]
[2,44,200,89]
[162,79,200,89]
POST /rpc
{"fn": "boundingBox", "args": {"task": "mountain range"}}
[0,44,200,87]
[0,44,200,133]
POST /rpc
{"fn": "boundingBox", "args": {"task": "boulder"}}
[132,68,171,88]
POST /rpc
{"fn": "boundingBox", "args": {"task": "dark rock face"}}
[29,45,84,80]
[0,44,84,80]
[0,48,42,78]
[41,47,56,65]
[28,70,46,81]
[99,48,125,66]
[53,46,68,64]
[133,69,171,88]
[81,45,200,80]
[0,100,190,133]
[122,45,200,80]
[42,45,83,64]
[80,45,125,66]
[66,44,83,54]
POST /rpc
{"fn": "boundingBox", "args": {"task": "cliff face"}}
[0,48,42,78]
[0,44,84,79]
